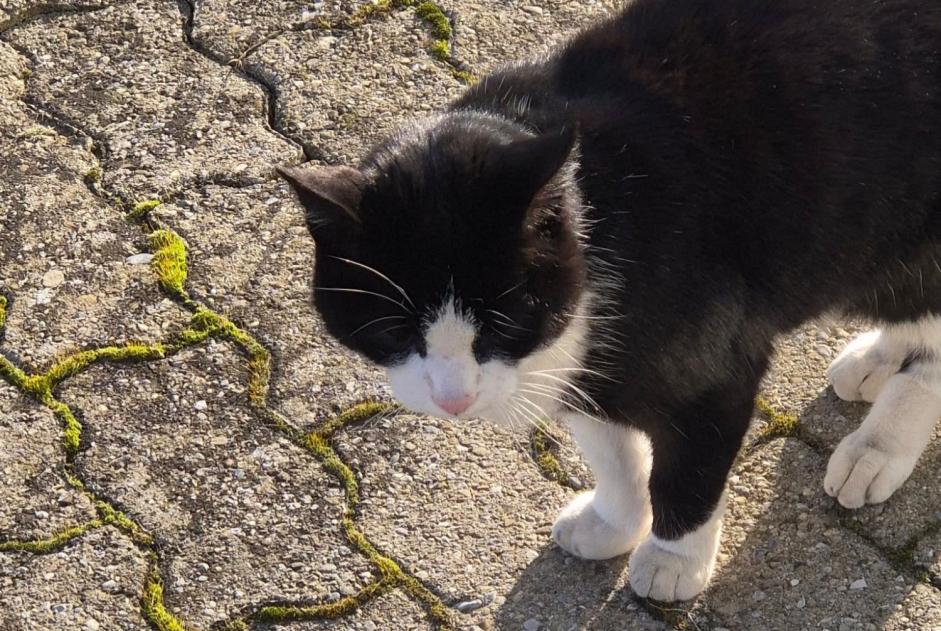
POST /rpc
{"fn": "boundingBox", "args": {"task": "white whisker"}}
[347,315,407,338]
[314,286,412,313]
[328,256,417,311]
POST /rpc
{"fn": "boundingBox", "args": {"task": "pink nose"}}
[432,393,476,416]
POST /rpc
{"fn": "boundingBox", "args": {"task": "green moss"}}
[0,518,104,554]
[141,556,188,631]
[316,401,397,440]
[190,308,271,405]
[49,399,82,457]
[127,199,162,221]
[415,1,451,39]
[754,396,800,440]
[430,39,450,61]
[0,293,7,334]
[95,501,153,546]
[530,425,579,489]
[307,432,361,507]
[255,580,392,622]
[84,166,102,184]
[149,229,189,300]
[45,343,166,388]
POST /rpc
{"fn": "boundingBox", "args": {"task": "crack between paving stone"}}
[178,0,475,172]
[752,396,941,591]
[177,0,324,164]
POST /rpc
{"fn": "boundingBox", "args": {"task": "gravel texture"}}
[0,527,151,630]
[0,0,938,629]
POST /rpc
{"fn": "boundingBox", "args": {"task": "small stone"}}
[126,253,154,265]
[101,579,118,593]
[34,510,49,519]
[521,5,544,15]
[42,269,65,288]
[194,400,207,410]
[35,288,54,305]
[456,599,485,613]
[85,618,101,630]
[523,618,541,631]
[850,578,867,590]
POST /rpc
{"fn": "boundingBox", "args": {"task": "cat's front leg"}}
[551,414,653,560]
[628,381,755,601]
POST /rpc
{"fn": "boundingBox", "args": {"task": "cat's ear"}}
[492,125,577,205]
[277,165,365,237]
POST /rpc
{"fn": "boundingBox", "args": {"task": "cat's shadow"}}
[495,388,936,630]
[491,546,643,631]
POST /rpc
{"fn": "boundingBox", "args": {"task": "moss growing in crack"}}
[0,518,104,554]
[0,293,7,334]
[95,501,153,546]
[307,432,361,507]
[84,166,102,185]
[298,406,454,629]
[142,555,188,631]
[754,396,799,440]
[254,580,393,622]
[190,308,271,405]
[430,39,450,61]
[45,343,166,388]
[48,399,82,457]
[316,401,397,439]
[415,1,451,39]
[127,199,162,221]
[150,229,189,300]
[530,425,579,489]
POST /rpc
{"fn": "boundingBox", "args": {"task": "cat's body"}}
[281,0,941,602]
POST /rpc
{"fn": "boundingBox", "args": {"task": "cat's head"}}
[279,111,588,424]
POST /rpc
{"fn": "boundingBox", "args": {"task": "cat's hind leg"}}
[551,414,653,560]
[825,317,941,508]
[827,329,910,402]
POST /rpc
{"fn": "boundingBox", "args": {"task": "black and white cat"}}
[280,0,941,602]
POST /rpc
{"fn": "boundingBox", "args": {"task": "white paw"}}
[551,491,649,560]
[824,429,917,508]
[827,330,903,403]
[628,536,715,602]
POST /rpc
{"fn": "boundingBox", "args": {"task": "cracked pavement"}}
[0,1,939,630]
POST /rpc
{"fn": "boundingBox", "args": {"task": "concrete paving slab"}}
[249,8,464,164]
[705,438,923,631]
[0,527,151,630]
[150,182,387,426]
[192,0,364,61]
[333,412,662,630]
[7,1,301,198]
[0,382,97,541]
[59,342,373,629]
[0,43,188,367]
[763,323,941,551]
[443,0,614,74]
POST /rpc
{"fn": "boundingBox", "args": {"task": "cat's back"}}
[556,0,941,118]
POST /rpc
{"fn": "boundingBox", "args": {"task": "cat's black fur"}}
[282,0,941,541]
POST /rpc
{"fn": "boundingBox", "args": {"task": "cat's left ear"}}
[277,164,365,237]
[492,124,577,206]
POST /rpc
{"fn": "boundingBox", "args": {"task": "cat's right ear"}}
[277,165,365,238]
